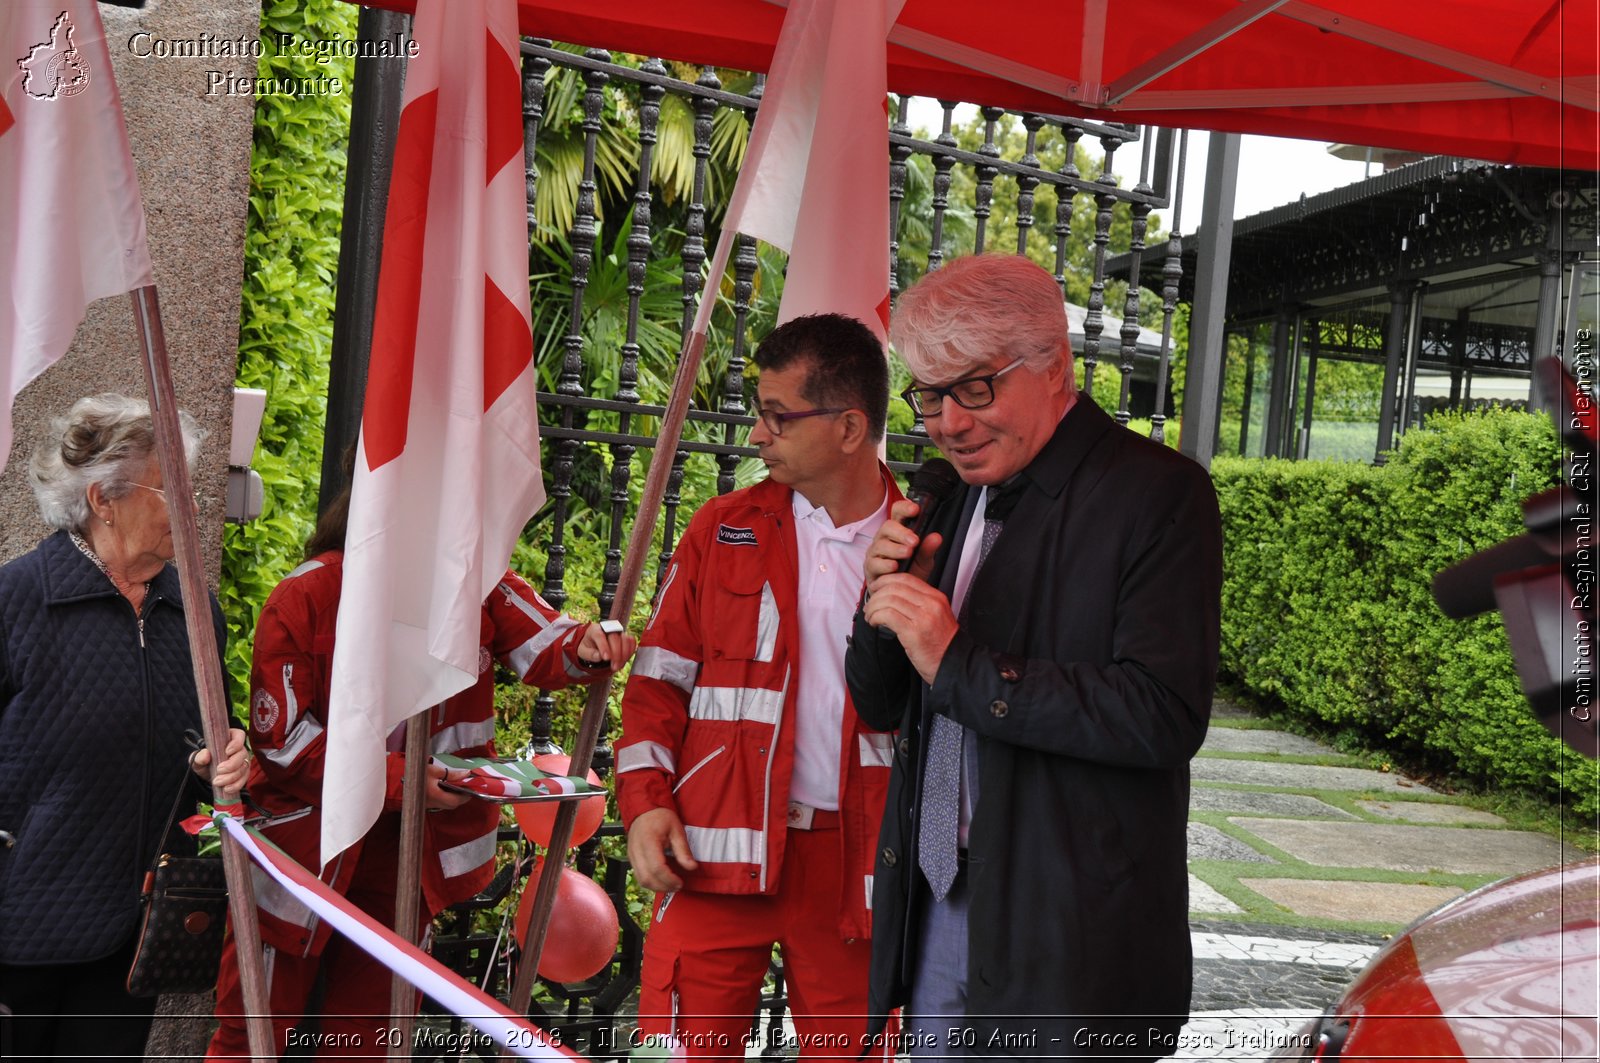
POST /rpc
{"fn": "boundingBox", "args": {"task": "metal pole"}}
[1528,207,1566,416]
[1299,351,1319,460]
[1401,284,1426,432]
[1238,336,1255,456]
[1263,309,1293,457]
[324,8,409,512]
[1375,283,1411,462]
[1180,132,1240,469]
[130,286,275,1061]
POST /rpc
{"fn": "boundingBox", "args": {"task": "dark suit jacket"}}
[846,398,1223,1058]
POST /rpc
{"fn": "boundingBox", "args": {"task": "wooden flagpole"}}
[388,712,432,1058]
[504,320,717,1032]
[130,286,275,1061]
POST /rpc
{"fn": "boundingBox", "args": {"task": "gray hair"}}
[890,253,1076,390]
[28,393,205,533]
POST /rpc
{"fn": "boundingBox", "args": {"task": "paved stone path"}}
[1172,697,1587,1060]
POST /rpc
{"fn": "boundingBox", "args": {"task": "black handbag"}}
[125,757,229,997]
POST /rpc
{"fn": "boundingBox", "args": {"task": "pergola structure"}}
[1115,157,1598,462]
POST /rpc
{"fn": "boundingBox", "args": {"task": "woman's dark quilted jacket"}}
[0,530,225,964]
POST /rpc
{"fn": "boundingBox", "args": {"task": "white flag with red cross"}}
[0,1,153,472]
[322,0,543,864]
[693,0,905,345]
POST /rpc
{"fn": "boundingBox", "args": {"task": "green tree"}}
[527,53,752,244]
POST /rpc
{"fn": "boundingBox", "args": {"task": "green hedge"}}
[220,0,356,693]
[1213,409,1598,817]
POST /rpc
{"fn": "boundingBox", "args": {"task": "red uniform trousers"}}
[207,815,424,1061]
[637,818,882,1061]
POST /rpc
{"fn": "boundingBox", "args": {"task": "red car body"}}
[1278,858,1599,1061]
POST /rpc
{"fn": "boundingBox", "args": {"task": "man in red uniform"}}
[617,313,898,1059]
[208,495,634,1061]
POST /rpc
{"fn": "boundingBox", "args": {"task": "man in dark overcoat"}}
[848,253,1222,1060]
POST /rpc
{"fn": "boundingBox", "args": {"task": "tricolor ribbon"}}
[219,814,582,1061]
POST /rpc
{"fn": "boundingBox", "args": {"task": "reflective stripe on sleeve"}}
[505,617,581,679]
[284,558,325,580]
[429,717,496,754]
[439,828,499,879]
[687,685,783,725]
[857,732,894,768]
[682,825,762,865]
[616,741,676,774]
[262,713,325,767]
[632,646,699,693]
[754,583,778,663]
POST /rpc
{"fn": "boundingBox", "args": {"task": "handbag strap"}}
[147,729,207,868]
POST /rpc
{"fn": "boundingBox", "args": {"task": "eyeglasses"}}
[751,402,847,437]
[901,357,1026,418]
[130,482,202,506]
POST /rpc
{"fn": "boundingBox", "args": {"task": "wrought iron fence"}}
[471,39,1184,1054]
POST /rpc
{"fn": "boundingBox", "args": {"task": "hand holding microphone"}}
[866,460,962,661]
[864,458,961,592]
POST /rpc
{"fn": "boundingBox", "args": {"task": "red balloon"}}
[511,754,605,847]
[513,861,620,983]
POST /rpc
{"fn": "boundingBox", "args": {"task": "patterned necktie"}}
[919,487,1013,901]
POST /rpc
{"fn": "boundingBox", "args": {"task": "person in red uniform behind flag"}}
[207,486,635,1061]
[616,313,899,1059]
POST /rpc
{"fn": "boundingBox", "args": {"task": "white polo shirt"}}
[788,485,889,810]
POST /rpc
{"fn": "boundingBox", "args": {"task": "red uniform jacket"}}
[242,552,590,956]
[616,474,899,939]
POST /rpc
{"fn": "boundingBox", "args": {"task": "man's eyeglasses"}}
[752,403,847,437]
[130,482,203,506]
[901,357,1026,418]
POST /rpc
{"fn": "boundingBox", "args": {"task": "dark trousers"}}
[0,934,157,1060]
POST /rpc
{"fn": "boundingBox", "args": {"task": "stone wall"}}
[2,1,259,1054]
[0,0,258,578]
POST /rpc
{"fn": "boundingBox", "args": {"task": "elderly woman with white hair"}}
[0,393,249,1060]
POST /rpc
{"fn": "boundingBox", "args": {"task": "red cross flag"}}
[0,1,153,471]
[321,0,543,864]
[693,0,904,346]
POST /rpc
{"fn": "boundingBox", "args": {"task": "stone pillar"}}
[0,0,257,575]
[0,0,258,1056]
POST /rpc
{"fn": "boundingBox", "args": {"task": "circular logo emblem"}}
[478,646,493,675]
[251,689,280,733]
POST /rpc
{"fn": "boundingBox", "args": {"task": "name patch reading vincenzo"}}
[717,525,759,547]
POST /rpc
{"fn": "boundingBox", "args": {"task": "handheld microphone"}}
[897,458,962,574]
[876,458,961,640]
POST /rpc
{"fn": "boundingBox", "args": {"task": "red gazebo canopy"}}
[355,0,1599,170]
